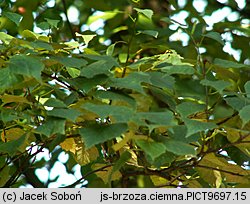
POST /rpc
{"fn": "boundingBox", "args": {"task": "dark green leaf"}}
[44,98,67,108]
[176,102,205,118]
[225,96,250,111]
[108,72,151,94]
[8,55,44,81]
[149,72,175,89]
[80,60,114,78]
[79,123,128,148]
[36,118,66,137]
[52,56,87,69]
[94,90,136,108]
[136,140,166,161]
[203,32,224,46]
[138,30,158,38]
[162,138,196,155]
[184,118,217,137]
[47,108,81,121]
[214,58,248,69]
[0,134,27,156]
[108,151,131,183]
[244,81,250,98]
[134,111,176,126]
[71,75,109,93]
[82,103,134,123]
[0,68,22,93]
[3,11,22,26]
[239,105,250,127]
[200,79,231,94]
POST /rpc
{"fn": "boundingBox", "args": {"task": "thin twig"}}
[61,0,76,40]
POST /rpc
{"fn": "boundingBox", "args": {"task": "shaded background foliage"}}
[0,0,250,188]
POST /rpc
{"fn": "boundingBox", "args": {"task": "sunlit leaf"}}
[134,8,154,20]
[0,32,14,44]
[75,32,96,46]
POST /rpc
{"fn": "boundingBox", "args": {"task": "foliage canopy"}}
[0,0,250,188]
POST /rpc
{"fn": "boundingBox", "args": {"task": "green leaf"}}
[162,138,196,155]
[45,18,60,28]
[0,68,22,93]
[79,123,128,148]
[136,140,166,161]
[214,58,248,69]
[203,32,224,46]
[75,32,96,46]
[66,67,81,78]
[244,81,250,98]
[44,98,67,108]
[36,118,65,137]
[80,60,114,78]
[83,103,134,123]
[106,43,116,56]
[134,111,176,126]
[52,56,88,69]
[71,75,109,93]
[161,65,195,75]
[47,108,81,121]
[146,151,176,168]
[108,72,151,94]
[108,151,131,184]
[94,90,136,108]
[225,96,250,111]
[176,102,205,118]
[8,55,44,81]
[184,118,217,137]
[36,22,50,30]
[200,79,231,94]
[138,30,158,38]
[3,11,23,26]
[0,32,14,44]
[134,8,154,20]
[148,72,175,89]
[239,105,250,127]
[0,134,28,156]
